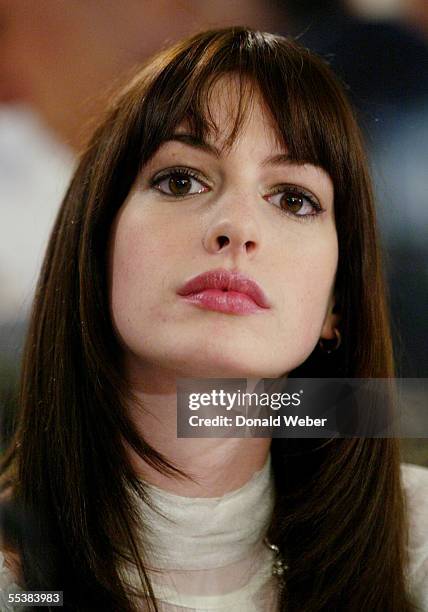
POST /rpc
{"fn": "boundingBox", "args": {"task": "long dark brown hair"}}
[0,27,417,611]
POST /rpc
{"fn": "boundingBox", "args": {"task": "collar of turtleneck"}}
[138,452,275,571]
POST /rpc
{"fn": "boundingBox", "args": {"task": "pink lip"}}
[177,268,271,315]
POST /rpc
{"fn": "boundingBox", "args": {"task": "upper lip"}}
[177,268,271,309]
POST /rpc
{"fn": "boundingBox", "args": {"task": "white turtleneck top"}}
[1,457,428,611]
[120,451,280,611]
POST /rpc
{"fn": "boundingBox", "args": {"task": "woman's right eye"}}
[150,168,210,198]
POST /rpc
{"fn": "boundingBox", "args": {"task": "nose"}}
[202,205,262,260]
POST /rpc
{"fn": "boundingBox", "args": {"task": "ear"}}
[320,292,341,340]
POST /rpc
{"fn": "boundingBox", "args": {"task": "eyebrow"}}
[161,133,292,168]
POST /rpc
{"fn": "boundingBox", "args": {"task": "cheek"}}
[109,215,167,340]
[108,192,193,347]
[275,230,338,344]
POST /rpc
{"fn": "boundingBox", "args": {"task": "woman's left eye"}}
[265,186,322,218]
[150,168,209,197]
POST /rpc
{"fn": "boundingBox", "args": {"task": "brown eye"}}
[266,185,322,220]
[282,193,305,214]
[151,168,210,197]
[168,174,192,196]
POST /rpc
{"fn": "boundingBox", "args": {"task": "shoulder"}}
[400,462,428,610]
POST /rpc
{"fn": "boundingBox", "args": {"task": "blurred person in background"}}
[0,0,287,150]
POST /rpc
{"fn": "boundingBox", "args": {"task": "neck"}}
[125,371,272,497]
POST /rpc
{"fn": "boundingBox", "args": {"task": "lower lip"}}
[179,289,267,314]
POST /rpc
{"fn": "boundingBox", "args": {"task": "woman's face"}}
[108,76,339,387]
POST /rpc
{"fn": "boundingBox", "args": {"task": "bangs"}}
[134,28,354,191]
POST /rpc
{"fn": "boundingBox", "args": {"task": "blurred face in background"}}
[108,76,339,389]
[0,1,207,148]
